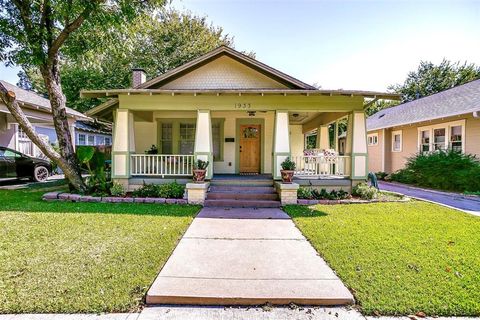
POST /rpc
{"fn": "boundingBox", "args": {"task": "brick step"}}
[204,199,282,208]
[209,186,276,193]
[207,192,279,200]
[210,180,274,187]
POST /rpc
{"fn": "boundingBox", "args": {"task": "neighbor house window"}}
[433,128,446,150]
[160,123,173,154]
[179,123,196,155]
[96,136,105,146]
[420,130,430,152]
[104,137,111,146]
[367,133,378,146]
[78,134,86,145]
[450,125,462,152]
[87,135,95,146]
[392,130,402,152]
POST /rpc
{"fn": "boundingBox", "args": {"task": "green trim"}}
[351,153,368,180]
[235,118,266,174]
[111,151,131,179]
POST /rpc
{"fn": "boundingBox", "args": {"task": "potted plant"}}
[280,157,296,183]
[193,159,209,183]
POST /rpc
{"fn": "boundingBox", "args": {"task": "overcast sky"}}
[1,0,479,92]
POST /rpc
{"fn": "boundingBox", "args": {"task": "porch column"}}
[194,110,213,179]
[316,125,330,150]
[112,109,135,186]
[349,111,368,182]
[273,110,290,180]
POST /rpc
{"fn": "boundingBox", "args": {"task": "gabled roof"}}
[367,79,480,131]
[0,80,88,119]
[74,120,112,135]
[138,45,317,90]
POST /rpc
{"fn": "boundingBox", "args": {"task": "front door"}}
[239,124,261,173]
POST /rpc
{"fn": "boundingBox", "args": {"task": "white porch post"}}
[112,109,135,187]
[273,110,290,180]
[194,110,213,179]
[316,125,330,150]
[67,118,76,151]
[349,111,368,182]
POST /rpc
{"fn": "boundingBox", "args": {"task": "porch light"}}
[247,111,256,117]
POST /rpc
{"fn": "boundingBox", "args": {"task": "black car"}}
[0,146,52,182]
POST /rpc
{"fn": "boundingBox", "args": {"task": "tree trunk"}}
[0,78,87,193]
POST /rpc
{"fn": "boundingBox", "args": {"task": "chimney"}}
[132,68,146,88]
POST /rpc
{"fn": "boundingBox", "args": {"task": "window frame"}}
[391,130,402,152]
[78,133,86,146]
[367,133,378,146]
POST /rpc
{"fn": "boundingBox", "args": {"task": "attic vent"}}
[378,114,385,119]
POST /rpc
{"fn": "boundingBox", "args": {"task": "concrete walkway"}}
[146,207,354,306]
[379,181,480,215]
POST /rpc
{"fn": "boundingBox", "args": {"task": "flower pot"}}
[193,169,207,183]
[280,170,294,183]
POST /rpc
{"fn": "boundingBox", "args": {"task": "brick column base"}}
[186,182,210,205]
[275,182,299,205]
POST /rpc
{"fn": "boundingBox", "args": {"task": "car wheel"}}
[33,166,49,182]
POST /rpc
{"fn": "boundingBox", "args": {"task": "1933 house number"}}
[234,103,251,109]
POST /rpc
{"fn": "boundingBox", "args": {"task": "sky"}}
[1,0,479,92]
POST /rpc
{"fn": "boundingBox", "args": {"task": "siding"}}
[161,56,288,90]
[367,129,383,173]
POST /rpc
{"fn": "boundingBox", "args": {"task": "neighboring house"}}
[366,79,480,174]
[75,120,112,146]
[83,45,398,191]
[0,80,111,159]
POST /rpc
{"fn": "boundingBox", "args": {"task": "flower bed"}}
[297,191,409,205]
[42,191,189,204]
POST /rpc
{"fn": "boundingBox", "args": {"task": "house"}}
[366,79,480,174]
[0,80,112,159]
[74,120,112,147]
[83,45,398,193]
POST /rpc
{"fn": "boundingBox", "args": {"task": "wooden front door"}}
[239,124,261,173]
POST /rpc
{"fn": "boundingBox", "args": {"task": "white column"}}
[316,125,330,150]
[67,118,77,151]
[350,111,368,180]
[112,109,134,180]
[194,110,213,179]
[273,110,290,179]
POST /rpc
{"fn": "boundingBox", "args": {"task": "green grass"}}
[0,187,200,313]
[285,202,480,316]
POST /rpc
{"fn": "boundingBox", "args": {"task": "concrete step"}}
[204,199,282,208]
[209,186,276,193]
[207,192,279,201]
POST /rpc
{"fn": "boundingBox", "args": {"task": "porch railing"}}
[292,155,351,177]
[130,154,194,176]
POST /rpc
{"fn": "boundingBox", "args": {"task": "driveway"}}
[379,181,480,215]
[147,207,354,306]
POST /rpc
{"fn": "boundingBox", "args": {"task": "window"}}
[212,120,223,161]
[18,126,28,139]
[78,134,86,145]
[87,135,95,146]
[450,125,462,151]
[367,133,378,146]
[420,130,430,152]
[160,123,173,154]
[96,136,105,146]
[392,130,402,152]
[179,123,196,155]
[105,137,111,146]
[433,128,446,150]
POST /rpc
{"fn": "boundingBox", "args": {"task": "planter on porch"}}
[193,159,210,183]
[280,157,296,184]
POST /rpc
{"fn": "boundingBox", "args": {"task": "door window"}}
[242,126,259,138]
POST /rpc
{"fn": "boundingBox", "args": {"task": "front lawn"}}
[0,187,200,313]
[285,202,480,316]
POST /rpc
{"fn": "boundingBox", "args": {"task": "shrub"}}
[352,182,378,200]
[280,157,296,170]
[297,187,350,200]
[77,146,110,196]
[375,171,388,181]
[390,150,480,192]
[193,159,209,170]
[110,181,126,197]
[132,181,185,199]
[145,145,158,154]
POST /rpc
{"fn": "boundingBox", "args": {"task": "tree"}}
[18,10,237,113]
[365,59,480,116]
[0,0,165,191]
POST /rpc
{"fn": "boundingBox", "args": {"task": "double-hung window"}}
[78,134,86,145]
[392,130,402,152]
[160,123,173,154]
[367,133,378,146]
[418,120,465,153]
[450,125,462,151]
[179,123,196,155]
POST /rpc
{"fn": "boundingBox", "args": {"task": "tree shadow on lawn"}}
[283,204,329,218]
[0,189,201,217]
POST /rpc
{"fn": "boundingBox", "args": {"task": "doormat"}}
[239,172,259,176]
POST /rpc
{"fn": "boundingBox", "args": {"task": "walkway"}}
[146,207,354,306]
[379,181,480,215]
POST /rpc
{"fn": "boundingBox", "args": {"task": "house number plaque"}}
[234,103,251,109]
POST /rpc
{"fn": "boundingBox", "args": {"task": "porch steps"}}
[205,178,281,208]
